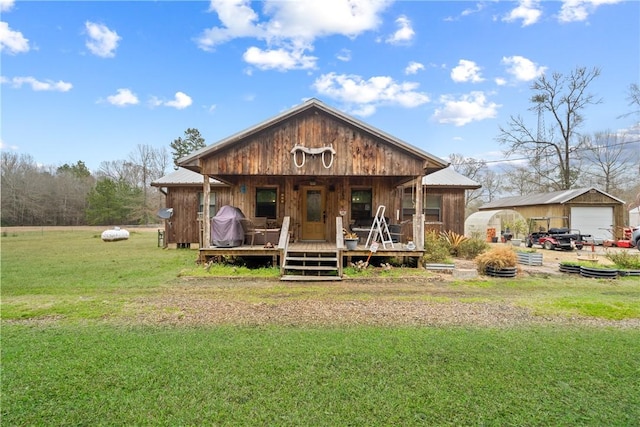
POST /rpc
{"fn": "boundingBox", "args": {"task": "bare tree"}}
[579,131,637,193]
[499,164,544,196]
[449,154,502,214]
[497,66,602,190]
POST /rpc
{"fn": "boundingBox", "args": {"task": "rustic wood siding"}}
[163,187,233,245]
[203,176,403,243]
[427,188,466,235]
[201,110,426,177]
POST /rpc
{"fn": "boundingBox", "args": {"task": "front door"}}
[301,186,325,241]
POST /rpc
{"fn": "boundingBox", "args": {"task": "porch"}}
[199,241,425,266]
[199,217,424,280]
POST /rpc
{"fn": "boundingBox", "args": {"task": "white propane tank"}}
[101,227,130,242]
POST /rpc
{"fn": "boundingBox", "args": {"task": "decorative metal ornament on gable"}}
[290,144,336,168]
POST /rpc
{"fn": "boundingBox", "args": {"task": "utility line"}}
[456,138,640,166]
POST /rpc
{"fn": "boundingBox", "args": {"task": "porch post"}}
[203,174,210,248]
[414,175,425,250]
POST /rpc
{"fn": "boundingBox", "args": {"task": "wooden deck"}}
[199,241,424,267]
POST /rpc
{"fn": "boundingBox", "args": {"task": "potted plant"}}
[510,219,527,247]
[343,229,359,251]
[475,245,518,278]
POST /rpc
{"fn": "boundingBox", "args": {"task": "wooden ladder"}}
[365,205,395,249]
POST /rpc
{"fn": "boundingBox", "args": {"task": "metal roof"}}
[178,98,448,172]
[150,167,224,187]
[422,166,481,188]
[480,187,624,209]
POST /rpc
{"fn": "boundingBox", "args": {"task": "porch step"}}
[281,275,341,281]
[281,249,342,281]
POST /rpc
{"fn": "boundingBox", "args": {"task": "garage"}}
[570,206,613,241]
[478,187,626,240]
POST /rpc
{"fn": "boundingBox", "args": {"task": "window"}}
[402,189,442,222]
[351,189,372,220]
[402,188,415,221]
[256,188,277,219]
[198,192,216,218]
[425,194,442,222]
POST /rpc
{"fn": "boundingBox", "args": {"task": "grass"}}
[2,229,640,425]
[3,325,639,426]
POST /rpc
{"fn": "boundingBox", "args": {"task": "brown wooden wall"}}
[163,186,233,246]
[200,109,428,178]
[223,175,405,243]
[427,188,467,235]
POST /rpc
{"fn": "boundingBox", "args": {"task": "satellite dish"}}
[157,208,174,219]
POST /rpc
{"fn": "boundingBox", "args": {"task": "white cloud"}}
[85,21,120,58]
[312,72,429,116]
[451,59,484,83]
[2,76,72,91]
[336,48,351,62]
[0,21,29,54]
[106,88,139,106]
[0,0,14,12]
[501,55,546,82]
[503,0,543,26]
[164,92,193,109]
[386,15,414,44]
[405,61,425,75]
[243,46,317,70]
[149,92,194,109]
[0,137,19,151]
[557,0,620,23]
[197,0,391,71]
[433,91,500,126]
[495,77,507,86]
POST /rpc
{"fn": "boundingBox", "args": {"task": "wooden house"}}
[176,99,450,279]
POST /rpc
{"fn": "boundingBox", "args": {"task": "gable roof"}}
[422,166,481,189]
[179,98,448,173]
[480,187,624,210]
[150,167,225,187]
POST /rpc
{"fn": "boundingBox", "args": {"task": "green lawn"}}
[2,229,640,425]
[3,325,639,426]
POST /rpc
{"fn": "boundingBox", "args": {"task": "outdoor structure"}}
[174,99,450,279]
[151,167,231,248]
[464,209,526,242]
[630,206,640,227]
[478,187,626,241]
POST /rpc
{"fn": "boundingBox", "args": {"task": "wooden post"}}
[414,175,425,250]
[203,174,211,248]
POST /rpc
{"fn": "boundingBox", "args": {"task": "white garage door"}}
[570,207,613,239]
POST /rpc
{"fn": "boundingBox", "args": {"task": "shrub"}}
[605,251,640,269]
[422,231,451,264]
[475,246,517,273]
[439,230,468,256]
[457,237,489,260]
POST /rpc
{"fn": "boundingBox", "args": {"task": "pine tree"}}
[170,128,206,169]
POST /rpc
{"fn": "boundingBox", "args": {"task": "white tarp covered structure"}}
[630,207,640,227]
[464,209,526,240]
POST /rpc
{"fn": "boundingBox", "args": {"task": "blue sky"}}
[2,0,639,173]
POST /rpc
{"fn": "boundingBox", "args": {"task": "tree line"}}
[1,129,205,227]
[2,68,639,226]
